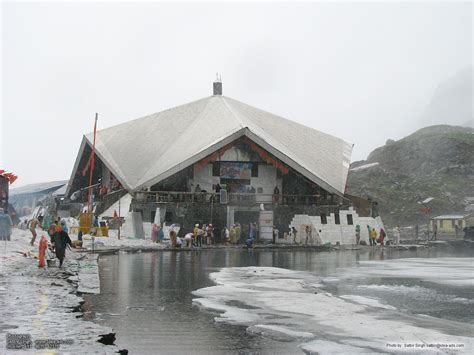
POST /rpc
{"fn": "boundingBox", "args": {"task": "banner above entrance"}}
[220,162,252,180]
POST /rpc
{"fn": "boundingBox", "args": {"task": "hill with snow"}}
[347,125,474,227]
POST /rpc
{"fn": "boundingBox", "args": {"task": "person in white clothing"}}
[184,233,193,248]
[393,226,401,245]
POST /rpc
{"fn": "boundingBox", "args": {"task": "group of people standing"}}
[223,222,257,248]
[163,222,259,249]
[224,223,243,245]
[181,224,214,248]
[354,225,400,246]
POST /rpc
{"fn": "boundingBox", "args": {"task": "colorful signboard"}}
[220,162,252,179]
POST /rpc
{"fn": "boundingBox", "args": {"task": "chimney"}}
[213,81,222,96]
[213,73,222,95]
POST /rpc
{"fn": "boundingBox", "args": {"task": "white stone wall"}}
[287,207,385,245]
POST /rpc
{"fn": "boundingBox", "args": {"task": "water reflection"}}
[86,247,473,354]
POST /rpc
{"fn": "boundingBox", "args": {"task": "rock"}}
[98,333,116,345]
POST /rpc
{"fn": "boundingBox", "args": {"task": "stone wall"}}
[287,207,385,245]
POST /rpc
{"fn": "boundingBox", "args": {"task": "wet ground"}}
[84,245,474,354]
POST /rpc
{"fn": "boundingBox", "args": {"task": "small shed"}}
[430,214,474,234]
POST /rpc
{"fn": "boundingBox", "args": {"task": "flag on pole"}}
[87,114,98,213]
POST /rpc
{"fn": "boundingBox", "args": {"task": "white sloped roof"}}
[432,214,473,220]
[81,95,352,195]
[10,180,68,196]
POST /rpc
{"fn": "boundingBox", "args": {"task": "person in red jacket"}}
[38,235,48,268]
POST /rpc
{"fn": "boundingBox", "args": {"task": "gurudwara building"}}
[66,81,382,244]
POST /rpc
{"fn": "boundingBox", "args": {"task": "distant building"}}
[10,180,67,216]
[430,214,474,235]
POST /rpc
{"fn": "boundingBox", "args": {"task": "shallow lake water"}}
[84,246,474,354]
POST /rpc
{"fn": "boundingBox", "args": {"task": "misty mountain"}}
[420,67,473,128]
[347,125,474,227]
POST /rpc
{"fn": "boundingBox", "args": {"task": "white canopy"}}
[69,95,352,196]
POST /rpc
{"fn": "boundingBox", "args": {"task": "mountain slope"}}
[347,125,474,227]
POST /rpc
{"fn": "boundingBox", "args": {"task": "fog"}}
[1,1,472,186]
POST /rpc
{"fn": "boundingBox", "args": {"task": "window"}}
[440,220,443,228]
[334,213,340,225]
[320,213,327,224]
[212,162,220,176]
[251,163,259,177]
[347,214,353,225]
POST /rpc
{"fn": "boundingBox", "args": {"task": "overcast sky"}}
[1,1,472,187]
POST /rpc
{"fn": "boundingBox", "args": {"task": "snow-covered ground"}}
[192,264,474,354]
[78,229,167,251]
[0,228,118,353]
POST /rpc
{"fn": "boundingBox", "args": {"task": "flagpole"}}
[87,113,98,232]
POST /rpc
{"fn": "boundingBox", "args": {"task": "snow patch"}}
[349,258,474,287]
[247,324,314,341]
[350,162,379,172]
[193,266,474,353]
[340,295,397,310]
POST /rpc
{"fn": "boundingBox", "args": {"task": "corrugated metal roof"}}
[10,180,68,196]
[81,95,353,195]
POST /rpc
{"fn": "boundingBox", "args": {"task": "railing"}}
[133,191,336,206]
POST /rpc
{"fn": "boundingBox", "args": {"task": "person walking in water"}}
[355,225,361,245]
